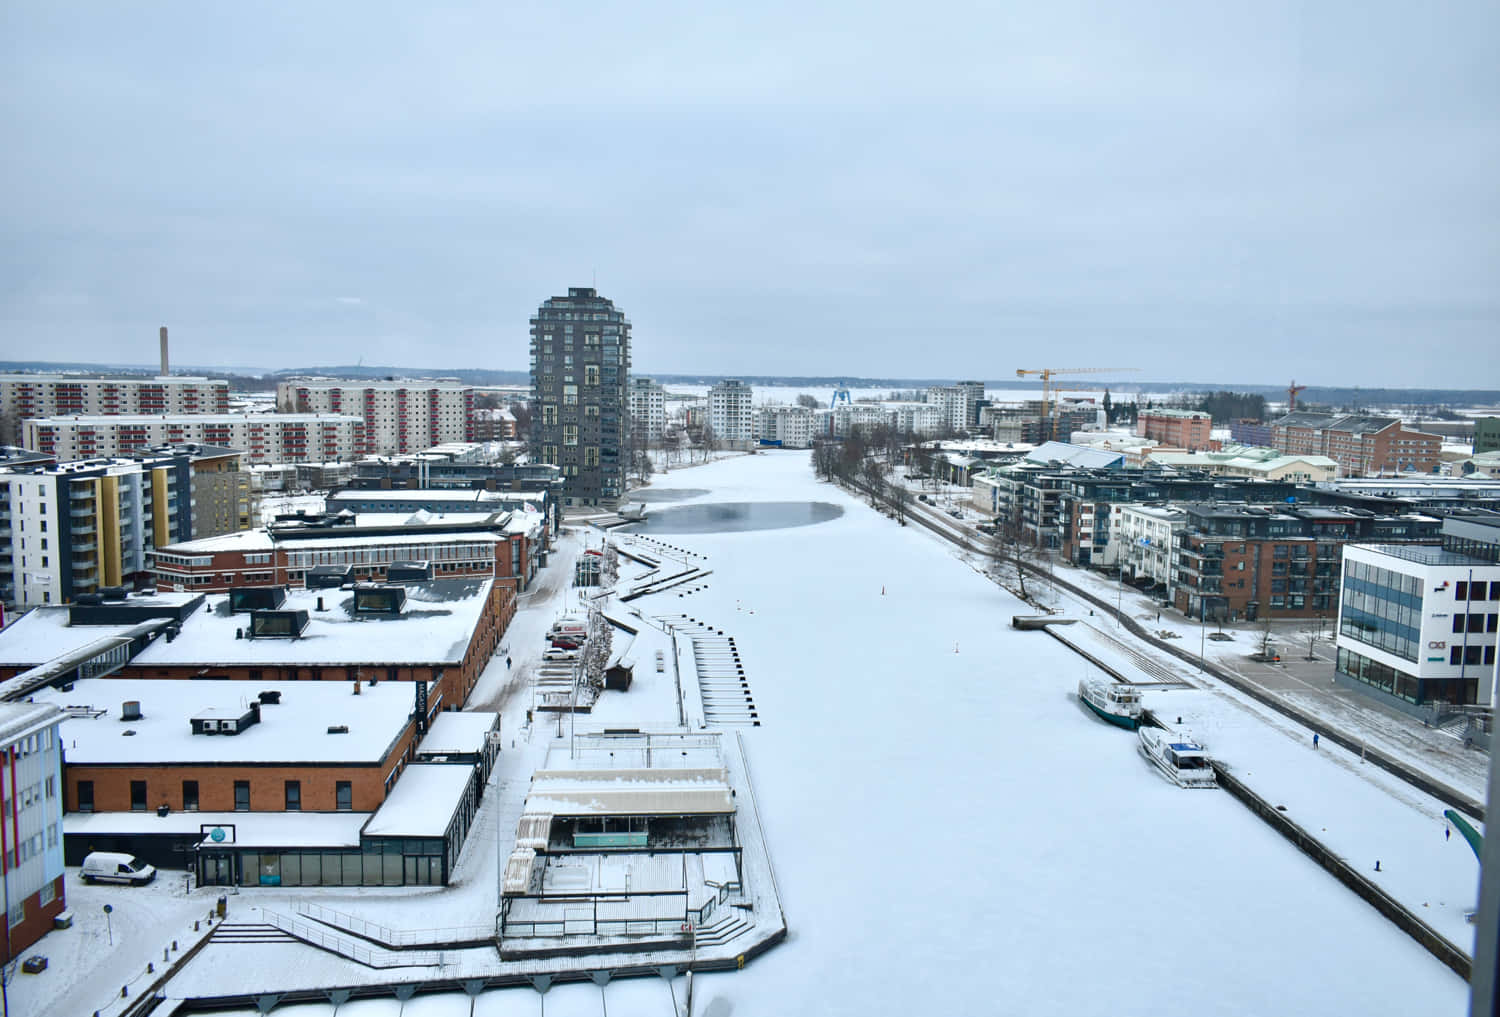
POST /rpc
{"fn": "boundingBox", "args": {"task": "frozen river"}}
[628,452,1468,1016]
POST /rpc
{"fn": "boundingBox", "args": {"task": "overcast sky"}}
[3,2,1496,387]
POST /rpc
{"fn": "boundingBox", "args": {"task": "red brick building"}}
[153,509,545,594]
[1137,409,1215,452]
[1270,412,1441,477]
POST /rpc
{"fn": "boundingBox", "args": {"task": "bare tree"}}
[889,484,911,526]
[508,401,532,440]
[796,393,821,409]
[860,457,887,508]
[698,422,719,463]
[988,520,1042,602]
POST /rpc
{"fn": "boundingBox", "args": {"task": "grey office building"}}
[529,288,631,506]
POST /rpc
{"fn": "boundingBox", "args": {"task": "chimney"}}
[159,325,169,376]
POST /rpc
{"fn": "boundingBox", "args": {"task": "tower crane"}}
[1014,366,1139,429]
[1287,379,1307,413]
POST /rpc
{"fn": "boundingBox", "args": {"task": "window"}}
[183,780,199,811]
[1454,615,1466,633]
[585,365,599,386]
[1451,647,1463,665]
[77,780,94,813]
[1456,581,1468,600]
[7,903,22,929]
[564,425,578,446]
[45,775,55,799]
[585,447,599,467]
[285,781,301,811]
[234,781,250,811]
[130,780,147,812]
[336,781,353,811]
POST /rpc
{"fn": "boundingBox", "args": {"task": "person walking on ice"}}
[1312,732,1319,750]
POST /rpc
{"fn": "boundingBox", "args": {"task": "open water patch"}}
[630,501,843,534]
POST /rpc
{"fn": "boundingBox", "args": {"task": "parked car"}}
[918,494,932,504]
[81,851,156,886]
[976,523,998,535]
[947,508,964,520]
[543,648,579,662]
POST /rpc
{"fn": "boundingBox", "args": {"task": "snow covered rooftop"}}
[362,764,474,838]
[64,809,369,849]
[529,734,734,818]
[129,580,494,667]
[34,678,417,765]
[0,595,199,666]
[418,711,500,756]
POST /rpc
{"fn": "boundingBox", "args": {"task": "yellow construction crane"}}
[1015,366,1139,421]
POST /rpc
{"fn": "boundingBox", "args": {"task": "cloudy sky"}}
[4,2,1496,387]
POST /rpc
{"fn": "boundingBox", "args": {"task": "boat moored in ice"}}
[1138,726,1216,788]
[1077,675,1143,730]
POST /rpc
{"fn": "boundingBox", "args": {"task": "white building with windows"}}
[24,414,366,465]
[753,405,816,448]
[0,374,228,426]
[276,380,474,455]
[1106,504,1189,594]
[1336,513,1500,711]
[707,380,754,446]
[0,701,66,963]
[628,378,668,443]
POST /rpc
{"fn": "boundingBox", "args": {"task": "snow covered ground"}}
[622,451,1469,1016]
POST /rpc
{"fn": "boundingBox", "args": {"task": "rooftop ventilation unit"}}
[353,585,407,616]
[121,700,142,722]
[190,702,261,736]
[229,587,287,613]
[257,690,281,705]
[386,560,433,583]
[306,564,354,590]
[249,609,310,639]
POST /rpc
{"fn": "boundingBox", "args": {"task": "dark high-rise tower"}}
[529,287,631,506]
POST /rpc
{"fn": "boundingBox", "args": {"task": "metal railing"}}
[261,908,445,968]
[293,900,492,947]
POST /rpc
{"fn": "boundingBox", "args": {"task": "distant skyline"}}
[5,4,1497,387]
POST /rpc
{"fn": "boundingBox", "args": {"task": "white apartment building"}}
[628,377,668,442]
[925,385,977,433]
[1336,514,1500,709]
[0,701,67,962]
[277,380,473,454]
[0,375,229,434]
[1107,504,1189,594]
[891,403,945,437]
[24,414,366,465]
[753,405,815,448]
[707,380,754,445]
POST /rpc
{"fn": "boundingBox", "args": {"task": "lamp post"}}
[1199,597,1207,673]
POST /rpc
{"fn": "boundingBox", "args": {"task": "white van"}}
[81,851,157,885]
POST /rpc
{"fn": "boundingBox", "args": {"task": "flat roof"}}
[418,711,499,756]
[362,764,475,838]
[34,678,416,765]
[0,702,64,744]
[132,580,493,667]
[0,596,200,666]
[64,810,369,849]
[1356,544,1497,568]
[25,413,364,425]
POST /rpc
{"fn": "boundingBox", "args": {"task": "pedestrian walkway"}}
[657,614,760,727]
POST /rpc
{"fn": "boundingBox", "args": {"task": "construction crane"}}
[1287,379,1307,413]
[1014,367,1139,423]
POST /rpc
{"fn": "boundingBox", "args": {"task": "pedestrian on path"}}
[1446,826,1451,842]
[1312,732,1319,750]
[506,656,512,669]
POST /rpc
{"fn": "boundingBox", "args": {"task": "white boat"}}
[619,503,648,522]
[1138,726,1216,788]
[1077,675,1143,730]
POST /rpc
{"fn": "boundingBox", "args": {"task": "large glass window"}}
[130,780,147,811]
[183,781,199,811]
[77,780,94,813]
[336,781,352,811]
[234,781,250,811]
[285,781,301,811]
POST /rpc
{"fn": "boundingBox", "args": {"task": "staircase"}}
[210,922,297,945]
[692,911,755,948]
[659,614,761,727]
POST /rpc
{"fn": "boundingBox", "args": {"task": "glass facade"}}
[1339,559,1421,662]
[197,838,448,888]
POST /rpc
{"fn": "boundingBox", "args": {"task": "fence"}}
[293,900,494,948]
[262,908,444,968]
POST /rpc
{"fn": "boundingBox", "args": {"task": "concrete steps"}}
[211,923,297,944]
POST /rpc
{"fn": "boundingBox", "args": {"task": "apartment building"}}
[0,451,199,608]
[628,378,668,443]
[1145,447,1338,483]
[925,384,981,433]
[754,405,816,448]
[0,375,228,436]
[1476,417,1500,456]
[1174,504,1439,622]
[708,380,755,446]
[0,702,66,963]
[277,380,475,455]
[1271,412,1441,476]
[1335,513,1500,710]
[1137,409,1214,452]
[24,414,366,465]
[529,288,631,506]
[1108,505,1188,592]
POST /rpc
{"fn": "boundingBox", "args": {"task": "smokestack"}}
[159,325,169,376]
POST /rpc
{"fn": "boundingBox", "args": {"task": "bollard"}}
[164,947,170,961]
[194,920,200,932]
[173,939,179,951]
